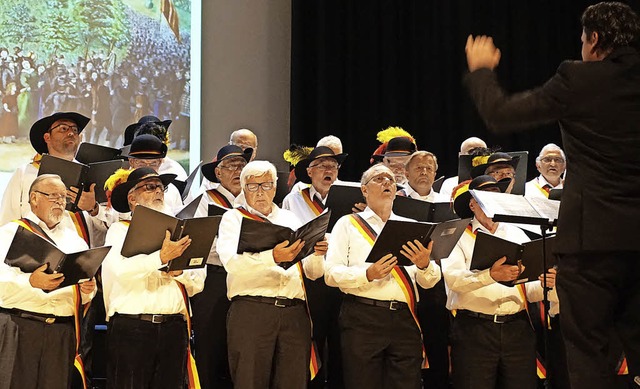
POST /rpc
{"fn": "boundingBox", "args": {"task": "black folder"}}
[469,189,560,226]
[364,218,471,266]
[4,226,110,289]
[75,142,123,164]
[325,184,364,232]
[121,205,221,271]
[432,176,445,192]
[172,161,203,201]
[237,211,331,269]
[38,154,123,204]
[208,203,230,217]
[176,194,203,219]
[458,151,528,195]
[470,231,557,286]
[274,171,291,206]
[392,195,457,223]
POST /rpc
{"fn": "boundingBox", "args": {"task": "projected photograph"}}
[0,0,192,173]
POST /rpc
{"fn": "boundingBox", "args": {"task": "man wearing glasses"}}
[190,144,252,389]
[216,160,327,389]
[282,146,347,389]
[525,144,566,199]
[325,164,441,389]
[101,167,205,388]
[0,174,96,388]
[0,112,102,225]
[470,152,520,194]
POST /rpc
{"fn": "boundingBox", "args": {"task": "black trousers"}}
[450,311,536,389]
[227,298,311,389]
[305,277,344,389]
[190,264,231,389]
[0,312,75,389]
[556,251,640,389]
[106,314,188,389]
[417,279,451,389]
[340,298,423,389]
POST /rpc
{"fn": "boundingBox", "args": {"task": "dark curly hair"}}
[134,122,169,144]
[581,2,640,53]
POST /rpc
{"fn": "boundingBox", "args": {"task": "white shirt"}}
[324,207,441,302]
[282,184,326,224]
[438,176,459,200]
[159,157,188,181]
[442,219,556,315]
[101,220,206,320]
[0,162,39,225]
[398,185,446,202]
[525,175,563,200]
[216,195,324,300]
[0,212,94,316]
[194,185,236,266]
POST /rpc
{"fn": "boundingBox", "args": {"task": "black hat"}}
[29,112,90,155]
[123,134,167,159]
[453,175,511,219]
[201,145,253,183]
[371,136,417,163]
[110,167,176,213]
[123,115,172,146]
[294,146,348,184]
[470,152,520,179]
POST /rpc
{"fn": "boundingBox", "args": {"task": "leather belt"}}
[0,307,73,324]
[114,313,185,324]
[232,295,305,308]
[456,309,528,324]
[346,294,408,311]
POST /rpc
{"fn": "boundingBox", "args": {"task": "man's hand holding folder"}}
[489,256,523,283]
[159,230,192,266]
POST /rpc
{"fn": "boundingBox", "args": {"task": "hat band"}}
[129,150,163,156]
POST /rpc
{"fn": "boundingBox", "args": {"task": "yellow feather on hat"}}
[376,126,415,144]
[283,145,313,167]
[104,168,133,209]
[471,155,490,167]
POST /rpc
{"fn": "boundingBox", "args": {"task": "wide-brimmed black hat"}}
[294,146,348,184]
[123,115,172,146]
[110,167,176,213]
[453,175,511,219]
[371,136,417,163]
[29,112,90,155]
[470,152,520,179]
[123,134,168,159]
[201,145,253,183]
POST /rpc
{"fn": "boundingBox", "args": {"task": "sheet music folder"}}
[75,142,123,164]
[121,205,221,271]
[38,154,123,204]
[237,211,331,269]
[470,231,557,286]
[469,189,560,226]
[392,195,457,223]
[4,226,110,290]
[364,218,471,266]
[325,184,364,232]
[173,161,203,201]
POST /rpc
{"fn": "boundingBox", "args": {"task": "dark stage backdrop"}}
[291,0,640,182]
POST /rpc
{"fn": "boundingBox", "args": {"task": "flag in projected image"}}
[161,0,180,42]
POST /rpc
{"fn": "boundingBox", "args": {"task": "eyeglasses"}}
[218,162,246,172]
[411,165,435,173]
[245,182,274,192]
[130,159,162,168]
[49,124,79,135]
[34,190,67,203]
[540,157,565,164]
[309,163,339,171]
[133,183,167,193]
[365,175,396,185]
[487,170,515,179]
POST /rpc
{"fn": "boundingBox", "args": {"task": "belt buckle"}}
[493,314,505,324]
[45,317,56,324]
[274,298,287,308]
[151,314,163,324]
[389,301,399,311]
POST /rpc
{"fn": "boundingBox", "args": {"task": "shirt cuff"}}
[478,268,496,286]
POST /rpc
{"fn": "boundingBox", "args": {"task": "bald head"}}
[229,129,258,161]
[460,137,487,155]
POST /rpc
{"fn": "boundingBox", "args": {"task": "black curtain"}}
[291,0,639,181]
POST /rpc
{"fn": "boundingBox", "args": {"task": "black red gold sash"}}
[68,211,91,246]
[207,189,233,209]
[30,153,42,169]
[14,218,88,388]
[534,182,551,198]
[237,208,322,379]
[348,213,429,368]
[176,281,202,388]
[300,188,324,217]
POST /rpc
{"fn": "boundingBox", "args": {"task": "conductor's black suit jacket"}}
[464,47,640,254]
